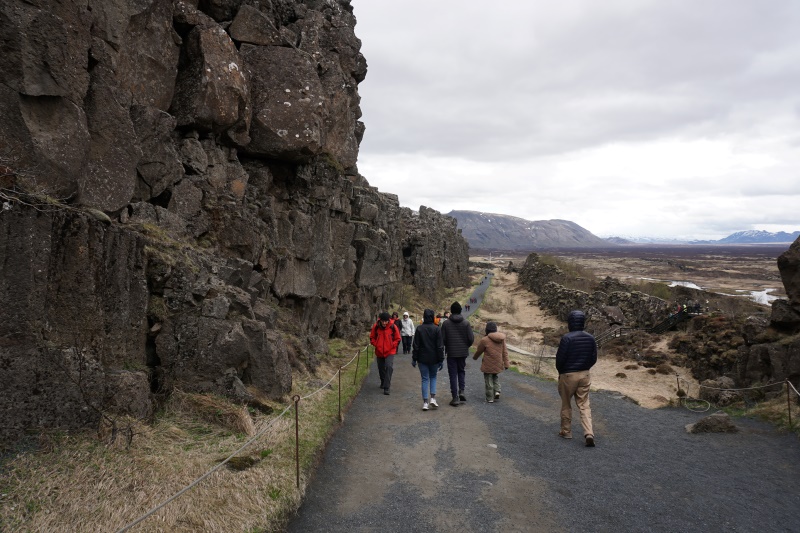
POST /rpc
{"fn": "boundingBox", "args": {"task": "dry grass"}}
[480,293,518,315]
[729,392,800,436]
[0,339,373,532]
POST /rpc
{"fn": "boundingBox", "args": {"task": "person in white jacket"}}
[399,311,416,354]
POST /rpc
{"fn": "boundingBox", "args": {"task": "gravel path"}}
[462,271,492,320]
[287,348,800,532]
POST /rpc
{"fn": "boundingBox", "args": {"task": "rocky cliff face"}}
[0,0,468,445]
[735,236,800,387]
[518,240,800,390]
[517,253,669,331]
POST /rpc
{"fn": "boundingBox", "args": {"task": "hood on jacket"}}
[423,309,435,324]
[487,331,506,343]
[567,310,586,332]
[448,313,464,323]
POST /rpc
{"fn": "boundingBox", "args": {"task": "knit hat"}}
[485,322,498,334]
[379,311,390,321]
[403,311,409,317]
[450,301,462,314]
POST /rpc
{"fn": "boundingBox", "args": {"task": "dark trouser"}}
[402,336,412,354]
[447,357,467,397]
[377,355,394,390]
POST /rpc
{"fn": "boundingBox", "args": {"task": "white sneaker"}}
[429,398,439,408]
[422,401,429,411]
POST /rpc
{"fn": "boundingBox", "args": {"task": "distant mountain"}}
[446,210,612,250]
[717,230,800,244]
[606,235,691,244]
[604,236,635,245]
[691,230,800,244]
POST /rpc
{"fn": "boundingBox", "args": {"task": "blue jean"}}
[418,363,439,400]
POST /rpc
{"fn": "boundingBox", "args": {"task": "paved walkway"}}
[287,272,800,531]
[462,271,493,320]
[287,352,800,532]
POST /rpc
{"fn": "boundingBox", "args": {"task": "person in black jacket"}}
[556,310,598,447]
[412,309,445,411]
[441,301,474,406]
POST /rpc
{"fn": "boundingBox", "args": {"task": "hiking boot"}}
[459,392,467,402]
[486,399,494,403]
[558,430,573,439]
[429,398,439,409]
[449,397,460,406]
[494,392,500,400]
[585,435,595,447]
[422,401,429,411]
[384,389,390,395]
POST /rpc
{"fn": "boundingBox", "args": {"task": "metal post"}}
[787,380,793,430]
[338,367,343,422]
[293,394,301,489]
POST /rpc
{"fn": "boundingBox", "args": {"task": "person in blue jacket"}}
[556,310,598,447]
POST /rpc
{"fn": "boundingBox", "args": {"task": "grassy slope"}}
[0,338,373,532]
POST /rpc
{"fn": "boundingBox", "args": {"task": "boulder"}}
[778,236,800,305]
[229,5,284,46]
[770,299,800,329]
[686,411,738,434]
[699,377,740,406]
[240,44,326,161]
[170,26,251,145]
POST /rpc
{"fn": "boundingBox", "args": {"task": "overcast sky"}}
[349,0,800,240]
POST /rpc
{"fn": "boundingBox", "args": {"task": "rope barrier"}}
[678,376,800,417]
[339,349,362,369]
[698,382,785,392]
[116,342,371,532]
[300,369,342,401]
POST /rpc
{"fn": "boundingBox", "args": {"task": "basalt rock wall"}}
[0,0,469,445]
[736,236,800,387]
[517,253,668,332]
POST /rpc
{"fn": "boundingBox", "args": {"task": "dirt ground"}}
[472,262,699,409]
[542,246,786,297]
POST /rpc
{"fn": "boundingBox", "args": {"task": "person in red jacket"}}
[371,311,401,395]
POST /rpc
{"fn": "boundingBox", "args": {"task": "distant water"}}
[641,278,778,305]
[668,281,703,290]
[738,289,779,305]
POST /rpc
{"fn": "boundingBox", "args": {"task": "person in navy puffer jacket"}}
[555,310,597,447]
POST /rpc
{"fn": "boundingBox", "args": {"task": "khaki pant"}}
[558,370,593,438]
[483,373,500,401]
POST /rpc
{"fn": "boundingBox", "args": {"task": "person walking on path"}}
[370,311,401,395]
[556,310,597,446]
[441,301,474,406]
[399,311,416,354]
[411,309,445,411]
[472,322,509,403]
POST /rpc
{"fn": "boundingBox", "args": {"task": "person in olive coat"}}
[472,322,510,403]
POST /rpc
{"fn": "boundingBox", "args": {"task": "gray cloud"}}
[351,0,800,239]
